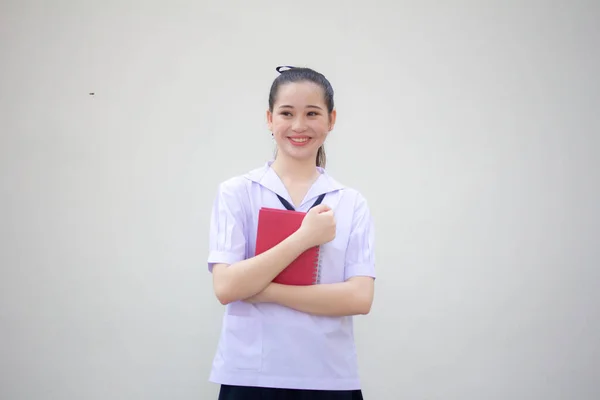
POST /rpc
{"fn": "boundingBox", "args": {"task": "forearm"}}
[261,277,374,317]
[213,232,309,304]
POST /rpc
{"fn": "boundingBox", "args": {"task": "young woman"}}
[207,66,376,400]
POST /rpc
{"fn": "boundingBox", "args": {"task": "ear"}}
[328,109,337,131]
[266,109,273,131]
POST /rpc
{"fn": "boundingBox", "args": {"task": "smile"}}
[288,137,311,146]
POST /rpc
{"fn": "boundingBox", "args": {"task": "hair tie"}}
[276,65,295,73]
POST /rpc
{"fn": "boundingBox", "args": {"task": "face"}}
[267,81,336,163]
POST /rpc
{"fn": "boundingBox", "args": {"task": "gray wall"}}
[1,1,598,399]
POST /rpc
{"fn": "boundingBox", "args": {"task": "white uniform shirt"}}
[207,161,376,390]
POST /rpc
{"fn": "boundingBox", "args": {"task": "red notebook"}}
[255,207,321,285]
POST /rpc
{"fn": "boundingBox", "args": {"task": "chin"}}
[278,148,318,163]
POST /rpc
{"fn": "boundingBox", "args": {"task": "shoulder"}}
[342,187,371,219]
[325,173,370,213]
[216,175,248,196]
[320,168,370,205]
[324,176,371,222]
[343,186,369,205]
[215,164,264,196]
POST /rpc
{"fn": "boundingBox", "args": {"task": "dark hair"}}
[268,66,335,168]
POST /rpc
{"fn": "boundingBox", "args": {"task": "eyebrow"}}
[278,105,324,110]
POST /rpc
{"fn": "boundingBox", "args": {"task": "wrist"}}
[290,228,313,251]
[261,283,280,303]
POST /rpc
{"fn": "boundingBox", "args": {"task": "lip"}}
[287,136,312,146]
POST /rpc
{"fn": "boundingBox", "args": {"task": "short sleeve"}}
[207,180,247,272]
[344,193,376,280]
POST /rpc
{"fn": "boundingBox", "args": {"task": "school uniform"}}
[207,161,375,399]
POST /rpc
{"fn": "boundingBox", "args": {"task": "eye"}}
[307,111,320,116]
[279,111,292,117]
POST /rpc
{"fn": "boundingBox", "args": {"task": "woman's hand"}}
[297,204,336,248]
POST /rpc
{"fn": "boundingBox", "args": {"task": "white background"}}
[1,1,599,399]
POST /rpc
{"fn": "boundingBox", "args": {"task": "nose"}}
[292,116,307,132]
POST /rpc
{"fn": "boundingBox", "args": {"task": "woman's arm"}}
[247,192,377,316]
[247,276,375,317]
[212,203,336,305]
[212,232,309,305]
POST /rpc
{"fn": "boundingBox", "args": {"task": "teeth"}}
[291,138,308,142]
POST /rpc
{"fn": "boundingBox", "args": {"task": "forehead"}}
[274,81,326,106]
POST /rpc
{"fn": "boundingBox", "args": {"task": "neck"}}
[271,155,320,183]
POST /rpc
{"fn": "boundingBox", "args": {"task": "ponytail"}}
[316,145,326,168]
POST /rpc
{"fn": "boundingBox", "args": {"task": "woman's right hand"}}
[297,204,337,248]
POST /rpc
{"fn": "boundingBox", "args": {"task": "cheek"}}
[273,125,289,136]
[310,120,330,134]
[271,118,290,132]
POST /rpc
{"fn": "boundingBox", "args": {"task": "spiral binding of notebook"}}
[312,245,323,284]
